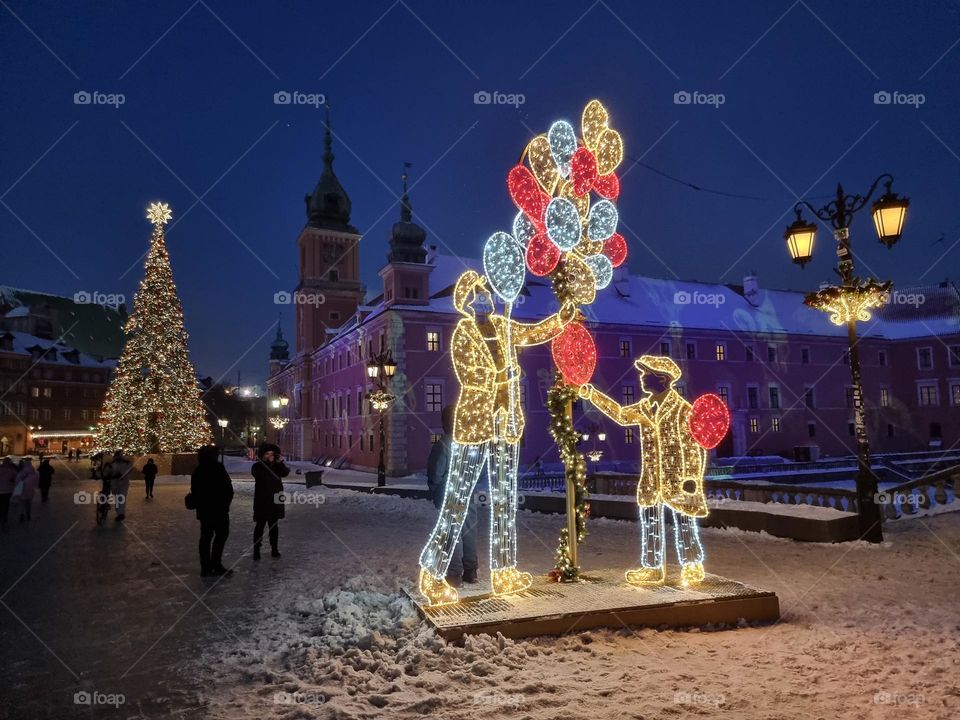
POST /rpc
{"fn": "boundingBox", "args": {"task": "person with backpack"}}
[190,445,234,577]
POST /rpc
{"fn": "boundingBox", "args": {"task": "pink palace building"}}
[266,122,960,474]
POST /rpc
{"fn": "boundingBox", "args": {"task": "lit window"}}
[918,384,939,407]
[425,383,443,412]
[880,388,890,407]
[749,418,759,433]
[426,330,440,352]
[771,417,781,432]
[624,427,635,444]
[715,343,726,361]
[431,433,442,444]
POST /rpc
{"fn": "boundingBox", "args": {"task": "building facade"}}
[267,127,960,472]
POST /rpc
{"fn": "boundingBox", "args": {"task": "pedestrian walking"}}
[142,458,158,499]
[190,445,234,577]
[14,458,39,523]
[0,457,18,528]
[106,450,133,522]
[252,443,289,560]
[426,405,478,587]
[38,458,54,503]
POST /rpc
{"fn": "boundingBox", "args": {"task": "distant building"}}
[0,330,113,455]
[267,122,960,471]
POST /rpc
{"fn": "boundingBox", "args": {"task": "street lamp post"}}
[366,351,397,488]
[217,419,229,462]
[784,174,909,544]
[580,423,607,465]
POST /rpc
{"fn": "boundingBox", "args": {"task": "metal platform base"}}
[408,567,780,640]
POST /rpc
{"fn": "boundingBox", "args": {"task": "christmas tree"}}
[96,202,212,453]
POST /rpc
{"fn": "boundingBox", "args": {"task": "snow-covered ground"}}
[1,476,958,719]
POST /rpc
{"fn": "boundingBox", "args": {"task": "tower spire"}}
[323,104,334,172]
[400,162,413,222]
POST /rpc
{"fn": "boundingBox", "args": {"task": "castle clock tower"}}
[295,107,365,352]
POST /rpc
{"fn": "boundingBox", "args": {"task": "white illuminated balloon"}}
[585,253,613,289]
[483,231,525,303]
[587,199,618,241]
[512,211,537,247]
[545,197,581,251]
[547,120,577,178]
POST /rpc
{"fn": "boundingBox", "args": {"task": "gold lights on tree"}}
[96,202,212,453]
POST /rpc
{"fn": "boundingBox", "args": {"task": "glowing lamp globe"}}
[871,183,909,248]
[784,210,816,268]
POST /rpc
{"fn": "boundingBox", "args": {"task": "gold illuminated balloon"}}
[595,128,623,175]
[581,99,609,151]
[527,135,559,194]
[552,252,596,306]
[558,178,590,220]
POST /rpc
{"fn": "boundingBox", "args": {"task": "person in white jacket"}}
[107,451,133,522]
[14,458,39,523]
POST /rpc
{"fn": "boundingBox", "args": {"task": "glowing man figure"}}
[579,355,714,587]
[419,270,576,605]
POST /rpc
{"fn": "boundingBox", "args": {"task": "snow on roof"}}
[3,306,29,318]
[338,254,959,343]
[1,331,114,368]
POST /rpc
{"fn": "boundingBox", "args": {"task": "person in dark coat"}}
[142,459,158,499]
[38,458,54,502]
[0,457,18,527]
[252,443,289,560]
[191,445,234,577]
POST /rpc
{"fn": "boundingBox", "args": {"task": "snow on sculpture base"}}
[407,567,779,641]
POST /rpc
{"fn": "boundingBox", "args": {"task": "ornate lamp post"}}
[366,351,397,487]
[784,174,909,543]
[580,423,607,464]
[217,418,229,462]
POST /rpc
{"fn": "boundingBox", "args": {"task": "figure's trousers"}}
[419,438,520,579]
[639,504,704,568]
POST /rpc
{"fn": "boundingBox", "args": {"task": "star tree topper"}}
[146,202,173,226]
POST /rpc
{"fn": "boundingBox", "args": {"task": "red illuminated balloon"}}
[569,147,598,197]
[508,164,548,227]
[593,172,620,200]
[688,393,730,450]
[551,322,597,386]
[526,232,562,277]
[603,233,628,268]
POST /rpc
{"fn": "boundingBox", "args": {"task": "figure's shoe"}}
[680,561,705,587]
[419,568,459,606]
[491,567,533,596]
[625,565,665,586]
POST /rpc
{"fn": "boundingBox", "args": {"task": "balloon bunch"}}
[482,100,628,387]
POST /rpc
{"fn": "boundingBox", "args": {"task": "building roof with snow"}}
[0,330,114,369]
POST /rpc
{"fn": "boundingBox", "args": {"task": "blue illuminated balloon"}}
[585,253,613,290]
[483,231,525,303]
[548,120,577,178]
[587,199,618,241]
[512,211,537,247]
[545,197,581,251]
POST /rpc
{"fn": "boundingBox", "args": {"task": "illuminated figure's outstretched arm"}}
[509,302,577,347]
[579,383,653,427]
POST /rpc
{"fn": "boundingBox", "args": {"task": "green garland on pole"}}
[547,378,591,582]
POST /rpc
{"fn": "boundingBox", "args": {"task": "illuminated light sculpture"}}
[527,135,560,194]
[418,271,575,605]
[603,233,628,268]
[551,322,597,387]
[508,164,549,228]
[526,232,563,277]
[804,279,890,325]
[483,231,526,303]
[512,211,537,247]
[592,171,620,200]
[269,416,289,430]
[579,355,729,587]
[96,202,212,453]
[584,253,613,290]
[587,199,618,241]
[570,146,599,197]
[551,253,596,306]
[545,197,582,251]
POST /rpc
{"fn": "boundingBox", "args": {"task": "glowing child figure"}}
[419,271,575,605]
[579,355,710,587]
